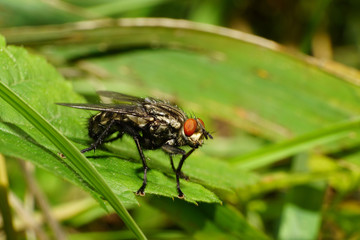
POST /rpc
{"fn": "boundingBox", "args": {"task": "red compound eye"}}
[184,118,197,136]
[198,118,205,128]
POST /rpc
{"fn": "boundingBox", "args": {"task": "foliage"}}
[1,1,360,239]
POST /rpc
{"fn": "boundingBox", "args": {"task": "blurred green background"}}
[1,0,360,239]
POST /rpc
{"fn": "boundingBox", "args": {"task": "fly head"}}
[181,118,213,148]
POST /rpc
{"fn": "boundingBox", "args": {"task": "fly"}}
[57,91,213,198]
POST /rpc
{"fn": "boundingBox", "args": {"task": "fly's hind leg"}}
[134,136,148,196]
[81,119,116,153]
[120,125,149,196]
[102,132,124,144]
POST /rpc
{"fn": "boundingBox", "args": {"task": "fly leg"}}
[162,145,189,180]
[115,124,149,196]
[102,132,124,144]
[162,145,195,198]
[176,148,195,198]
[133,136,148,196]
[81,119,115,153]
[169,155,189,180]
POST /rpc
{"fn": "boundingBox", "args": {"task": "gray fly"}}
[57,91,213,198]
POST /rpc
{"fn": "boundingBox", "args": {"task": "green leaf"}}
[3,18,360,238]
[278,184,324,240]
[0,43,147,239]
[151,197,269,240]
[278,154,325,240]
[3,20,360,141]
[4,18,360,197]
[0,0,84,27]
[0,39,223,205]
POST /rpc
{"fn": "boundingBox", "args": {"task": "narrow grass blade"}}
[232,118,360,170]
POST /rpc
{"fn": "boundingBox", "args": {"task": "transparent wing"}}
[96,91,143,103]
[154,102,187,120]
[95,91,186,118]
[57,91,186,119]
[56,103,147,115]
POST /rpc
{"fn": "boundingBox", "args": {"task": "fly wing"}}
[96,91,187,119]
[58,91,186,120]
[56,103,147,116]
[96,91,143,104]
[142,100,188,125]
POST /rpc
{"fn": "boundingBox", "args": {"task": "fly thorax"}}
[165,139,176,146]
[149,120,170,136]
[126,114,149,128]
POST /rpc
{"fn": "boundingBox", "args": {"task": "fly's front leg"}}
[169,155,190,181]
[81,119,115,153]
[162,145,189,180]
[162,145,195,198]
[175,148,195,198]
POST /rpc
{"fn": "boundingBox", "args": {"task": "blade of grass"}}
[232,118,360,170]
[0,81,147,240]
[0,41,221,204]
